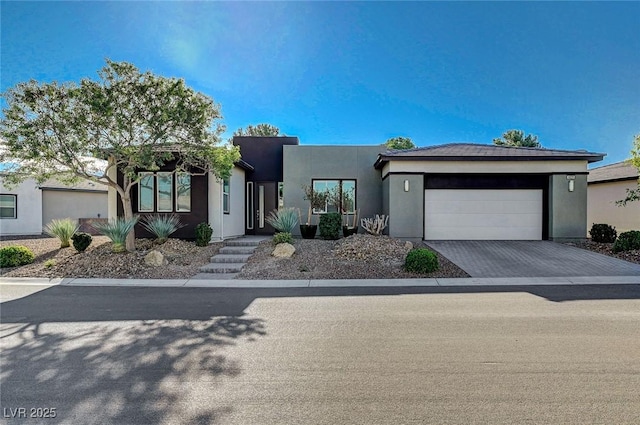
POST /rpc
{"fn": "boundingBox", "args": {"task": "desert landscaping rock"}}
[566,240,640,265]
[272,243,296,258]
[144,250,168,266]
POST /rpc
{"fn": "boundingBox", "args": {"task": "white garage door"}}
[424,189,543,240]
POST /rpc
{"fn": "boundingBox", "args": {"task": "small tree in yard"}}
[616,134,640,207]
[1,60,239,251]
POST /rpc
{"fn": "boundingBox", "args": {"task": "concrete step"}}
[219,246,257,255]
[198,263,246,273]
[210,254,252,263]
[225,239,262,247]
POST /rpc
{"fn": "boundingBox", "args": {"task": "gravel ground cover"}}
[0,235,222,279]
[566,240,640,265]
[237,234,469,280]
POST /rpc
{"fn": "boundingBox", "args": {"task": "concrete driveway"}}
[425,240,640,277]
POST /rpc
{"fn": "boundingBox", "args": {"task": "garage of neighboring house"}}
[374,144,604,242]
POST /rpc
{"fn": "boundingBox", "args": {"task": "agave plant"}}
[141,214,185,243]
[265,207,299,233]
[93,217,139,253]
[44,218,80,248]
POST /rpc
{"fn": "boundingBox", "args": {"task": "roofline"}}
[235,159,254,171]
[39,186,108,193]
[374,153,606,169]
[588,176,638,185]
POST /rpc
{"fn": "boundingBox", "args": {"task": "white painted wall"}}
[209,166,246,241]
[0,177,43,235]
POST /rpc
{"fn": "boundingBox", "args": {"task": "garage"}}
[424,189,543,240]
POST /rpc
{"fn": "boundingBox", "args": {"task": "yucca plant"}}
[93,217,139,253]
[265,207,298,233]
[44,218,80,248]
[141,214,185,244]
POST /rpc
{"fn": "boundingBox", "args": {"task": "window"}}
[138,172,192,213]
[223,178,230,214]
[176,173,191,212]
[0,194,17,219]
[278,182,284,208]
[138,173,155,212]
[156,172,173,212]
[312,180,356,214]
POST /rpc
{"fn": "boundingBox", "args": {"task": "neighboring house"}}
[0,175,108,236]
[587,161,640,233]
[109,138,604,242]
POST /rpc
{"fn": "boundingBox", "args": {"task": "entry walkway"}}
[425,240,640,277]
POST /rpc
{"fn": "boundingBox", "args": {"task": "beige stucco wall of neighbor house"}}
[0,177,43,235]
[210,166,246,241]
[42,190,107,228]
[588,180,640,234]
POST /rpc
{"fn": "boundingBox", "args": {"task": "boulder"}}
[144,250,168,266]
[404,241,414,250]
[272,243,296,258]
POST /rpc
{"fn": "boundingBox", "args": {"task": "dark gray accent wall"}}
[283,145,384,235]
[233,137,299,182]
[548,174,588,240]
[385,174,424,243]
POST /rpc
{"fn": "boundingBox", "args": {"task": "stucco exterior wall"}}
[210,166,245,241]
[283,145,384,236]
[383,160,587,176]
[385,174,424,242]
[42,190,107,228]
[548,174,588,240]
[223,167,246,239]
[0,177,43,235]
[588,180,640,233]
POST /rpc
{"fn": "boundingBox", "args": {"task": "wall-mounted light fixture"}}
[404,179,410,192]
[567,175,575,192]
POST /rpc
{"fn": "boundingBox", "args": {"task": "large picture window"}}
[138,172,192,213]
[0,194,17,219]
[312,179,356,214]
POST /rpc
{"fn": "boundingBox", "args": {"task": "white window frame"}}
[175,173,191,213]
[223,178,230,214]
[156,172,174,213]
[138,172,155,213]
[0,194,17,219]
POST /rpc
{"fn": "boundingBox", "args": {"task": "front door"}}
[255,181,277,235]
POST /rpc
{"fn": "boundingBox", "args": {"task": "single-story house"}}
[0,175,108,236]
[109,137,604,243]
[587,161,639,233]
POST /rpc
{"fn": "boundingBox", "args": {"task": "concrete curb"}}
[1,276,640,288]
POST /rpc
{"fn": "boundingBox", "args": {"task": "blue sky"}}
[2,1,638,165]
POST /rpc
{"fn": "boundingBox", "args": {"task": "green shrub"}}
[405,248,439,274]
[44,259,57,268]
[273,232,293,245]
[195,222,213,247]
[142,214,185,243]
[0,245,35,268]
[590,223,617,243]
[319,212,342,240]
[44,218,79,248]
[93,217,139,252]
[612,230,640,253]
[265,208,299,233]
[71,232,92,252]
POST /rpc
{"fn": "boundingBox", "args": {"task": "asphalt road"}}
[1,284,640,425]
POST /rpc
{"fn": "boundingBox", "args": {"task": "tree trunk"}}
[122,194,136,252]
